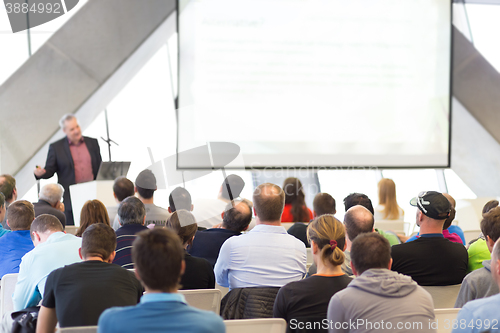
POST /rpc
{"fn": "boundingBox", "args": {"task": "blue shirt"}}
[447,225,466,245]
[0,230,34,278]
[0,224,11,237]
[12,232,82,311]
[98,292,226,333]
[214,224,306,290]
[452,293,500,333]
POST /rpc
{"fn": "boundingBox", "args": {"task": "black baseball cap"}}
[410,191,451,220]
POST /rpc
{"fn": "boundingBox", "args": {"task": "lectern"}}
[69,180,114,227]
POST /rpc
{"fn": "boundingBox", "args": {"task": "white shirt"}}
[214,224,307,290]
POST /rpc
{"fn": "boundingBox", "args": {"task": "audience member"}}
[274,215,352,332]
[0,174,17,229]
[452,238,500,333]
[33,183,66,226]
[168,187,193,212]
[193,174,245,228]
[442,193,466,244]
[374,178,404,221]
[327,233,435,333]
[166,210,215,289]
[281,177,313,222]
[391,191,468,286]
[0,193,10,237]
[76,199,111,237]
[13,214,81,311]
[133,169,170,228]
[36,224,143,331]
[215,183,306,289]
[98,228,225,333]
[108,176,135,228]
[455,206,500,307]
[0,201,35,278]
[113,196,148,268]
[467,200,498,273]
[189,199,252,267]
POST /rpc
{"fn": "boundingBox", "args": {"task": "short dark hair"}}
[223,200,252,232]
[31,214,64,240]
[344,205,374,241]
[343,193,374,215]
[0,174,16,201]
[136,186,155,199]
[221,175,245,200]
[169,187,192,212]
[132,228,185,292]
[443,207,456,230]
[113,177,135,202]
[483,200,499,215]
[351,233,391,275]
[481,206,500,243]
[118,196,146,226]
[81,223,116,260]
[0,192,4,208]
[7,200,35,230]
[166,210,198,246]
[253,183,285,222]
[313,193,336,216]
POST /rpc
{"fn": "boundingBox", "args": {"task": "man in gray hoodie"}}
[327,233,436,333]
[455,206,500,307]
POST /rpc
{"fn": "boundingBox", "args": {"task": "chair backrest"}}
[306,248,313,264]
[434,308,460,333]
[421,284,462,309]
[65,226,79,235]
[282,223,294,231]
[178,289,222,314]
[374,220,406,234]
[225,318,287,333]
[215,282,229,299]
[0,273,19,316]
[56,326,98,333]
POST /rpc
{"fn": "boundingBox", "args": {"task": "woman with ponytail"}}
[273,215,352,332]
[281,177,313,222]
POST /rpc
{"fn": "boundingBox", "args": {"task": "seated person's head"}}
[220,175,245,201]
[76,199,110,237]
[0,193,5,222]
[222,200,252,232]
[118,196,146,226]
[81,223,117,262]
[30,214,64,246]
[7,200,35,231]
[253,183,285,223]
[38,184,64,206]
[442,207,456,230]
[350,232,392,276]
[132,228,185,292]
[313,193,336,217]
[0,174,16,201]
[343,205,374,242]
[410,191,451,226]
[113,176,135,203]
[483,200,499,215]
[343,193,374,215]
[166,210,197,247]
[307,214,345,267]
[481,206,500,252]
[135,169,157,199]
[168,187,192,213]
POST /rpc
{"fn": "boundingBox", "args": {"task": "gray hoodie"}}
[327,268,436,333]
[454,259,499,308]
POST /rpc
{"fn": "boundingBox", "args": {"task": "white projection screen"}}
[177,0,451,169]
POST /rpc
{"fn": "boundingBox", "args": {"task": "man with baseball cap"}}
[131,169,170,228]
[391,191,468,286]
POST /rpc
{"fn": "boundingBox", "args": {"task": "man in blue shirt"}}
[0,200,35,278]
[98,228,225,333]
[452,237,500,333]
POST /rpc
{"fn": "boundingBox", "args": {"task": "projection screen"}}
[177,0,451,169]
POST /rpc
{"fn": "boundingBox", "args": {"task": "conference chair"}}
[374,220,407,235]
[434,308,460,333]
[56,326,97,333]
[421,284,462,309]
[282,223,294,231]
[220,287,280,320]
[65,226,79,235]
[224,318,287,333]
[0,273,18,316]
[216,282,229,298]
[178,289,222,314]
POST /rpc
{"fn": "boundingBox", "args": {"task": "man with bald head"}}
[391,191,468,286]
[215,183,306,289]
[190,199,253,267]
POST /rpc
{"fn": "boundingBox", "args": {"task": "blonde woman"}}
[273,215,352,331]
[374,178,404,221]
